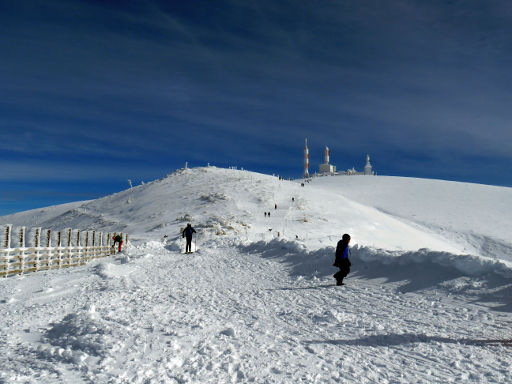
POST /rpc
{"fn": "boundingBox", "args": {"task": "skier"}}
[112,234,123,253]
[333,234,351,286]
[268,211,271,218]
[275,203,277,210]
[182,223,197,254]
[264,212,267,218]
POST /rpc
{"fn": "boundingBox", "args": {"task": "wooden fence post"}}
[85,231,89,262]
[4,224,12,249]
[101,233,108,256]
[57,231,62,268]
[92,230,96,259]
[18,227,26,275]
[46,229,51,247]
[34,227,41,272]
[107,233,111,254]
[1,224,12,278]
[34,228,41,247]
[66,228,72,266]
[76,230,82,265]
[46,229,52,270]
[19,227,26,248]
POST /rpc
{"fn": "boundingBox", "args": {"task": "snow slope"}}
[0,167,472,253]
[311,175,512,260]
[1,167,512,383]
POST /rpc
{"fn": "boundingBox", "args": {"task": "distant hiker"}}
[268,212,271,217]
[182,224,196,254]
[333,234,351,286]
[264,212,267,218]
[112,234,123,253]
[275,203,277,210]
[292,197,295,202]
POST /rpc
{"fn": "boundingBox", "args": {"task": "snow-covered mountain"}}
[3,166,511,263]
[1,167,512,383]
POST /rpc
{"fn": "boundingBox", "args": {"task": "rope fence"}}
[0,224,128,278]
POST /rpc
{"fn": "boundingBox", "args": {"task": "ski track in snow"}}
[1,242,511,383]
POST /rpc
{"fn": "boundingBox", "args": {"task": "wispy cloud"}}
[1,0,511,212]
[0,160,171,182]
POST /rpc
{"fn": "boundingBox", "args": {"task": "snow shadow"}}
[239,239,512,312]
[304,333,512,348]
[267,284,335,291]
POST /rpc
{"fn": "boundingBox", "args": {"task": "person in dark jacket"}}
[333,233,351,286]
[182,224,197,253]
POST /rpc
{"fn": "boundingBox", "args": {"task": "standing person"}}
[112,234,123,253]
[333,234,351,286]
[275,203,277,210]
[182,223,197,254]
[268,211,271,218]
[264,212,267,218]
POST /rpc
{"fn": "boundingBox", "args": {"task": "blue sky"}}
[1,0,512,215]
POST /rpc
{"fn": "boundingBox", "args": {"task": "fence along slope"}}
[0,224,128,278]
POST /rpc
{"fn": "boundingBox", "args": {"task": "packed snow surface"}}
[1,167,511,383]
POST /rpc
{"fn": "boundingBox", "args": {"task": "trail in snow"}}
[1,241,511,383]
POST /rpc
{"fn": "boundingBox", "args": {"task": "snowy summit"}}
[1,166,512,383]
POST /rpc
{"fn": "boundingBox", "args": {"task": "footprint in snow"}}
[220,328,235,337]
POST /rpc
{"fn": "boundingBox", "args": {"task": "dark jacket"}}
[334,240,351,268]
[182,226,196,239]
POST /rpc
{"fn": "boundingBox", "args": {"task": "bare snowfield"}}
[1,167,511,383]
